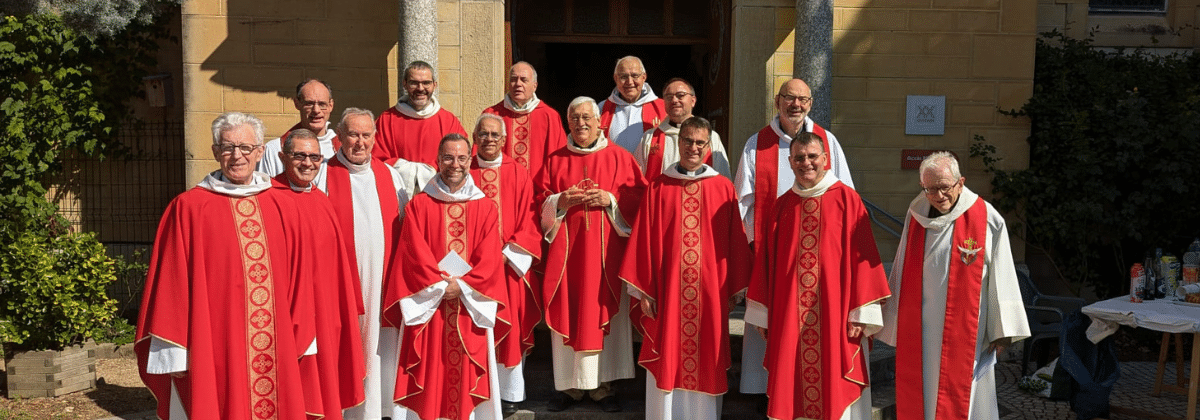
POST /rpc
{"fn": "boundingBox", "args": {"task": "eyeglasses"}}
[568,114,595,123]
[681,139,709,148]
[778,94,813,105]
[300,101,332,111]
[217,143,260,156]
[475,131,503,140]
[791,152,824,162]
[288,152,324,163]
[439,155,471,165]
[667,92,694,100]
[406,80,435,88]
[616,72,644,81]
[921,179,962,196]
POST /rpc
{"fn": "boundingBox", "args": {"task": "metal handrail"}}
[862,197,903,239]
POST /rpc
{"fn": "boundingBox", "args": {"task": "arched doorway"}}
[507,0,732,143]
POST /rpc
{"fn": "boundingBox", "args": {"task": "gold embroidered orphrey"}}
[231,196,280,420]
[957,237,982,265]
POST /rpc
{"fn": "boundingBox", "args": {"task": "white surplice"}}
[732,115,854,394]
[633,120,732,179]
[876,186,1030,420]
[331,152,409,420]
[601,84,661,154]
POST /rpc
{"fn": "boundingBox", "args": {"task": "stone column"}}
[398,0,438,96]
[793,0,833,128]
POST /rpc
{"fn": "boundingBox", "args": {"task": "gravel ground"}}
[1,354,154,420]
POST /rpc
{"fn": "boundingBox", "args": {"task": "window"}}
[1089,0,1168,14]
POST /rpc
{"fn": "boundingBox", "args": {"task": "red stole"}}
[895,199,987,420]
[325,158,400,277]
[285,122,341,150]
[600,98,665,137]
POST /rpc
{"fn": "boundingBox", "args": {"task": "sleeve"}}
[733,138,757,243]
[710,132,733,180]
[826,131,854,189]
[984,208,1031,345]
[146,337,188,374]
[633,129,654,173]
[849,303,884,337]
[257,138,286,177]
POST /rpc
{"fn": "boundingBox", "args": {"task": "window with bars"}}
[1089,0,1168,13]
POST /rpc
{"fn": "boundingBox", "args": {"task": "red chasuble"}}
[382,194,505,420]
[470,157,544,366]
[324,157,402,279]
[135,186,318,420]
[482,100,568,178]
[620,174,751,395]
[373,107,467,166]
[750,122,831,251]
[599,98,665,142]
[747,182,891,420]
[271,177,367,418]
[534,144,647,351]
[895,199,988,420]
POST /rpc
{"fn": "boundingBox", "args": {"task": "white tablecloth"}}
[1082,297,1200,343]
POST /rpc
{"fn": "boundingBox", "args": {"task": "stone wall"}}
[1039,0,1200,50]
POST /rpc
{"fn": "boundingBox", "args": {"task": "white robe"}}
[391,176,503,420]
[876,186,1030,420]
[256,121,338,189]
[332,153,409,420]
[601,84,661,154]
[633,120,733,179]
[733,116,854,394]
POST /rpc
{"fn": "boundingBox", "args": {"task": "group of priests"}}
[135,55,1030,420]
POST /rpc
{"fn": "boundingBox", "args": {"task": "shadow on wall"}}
[199,0,400,129]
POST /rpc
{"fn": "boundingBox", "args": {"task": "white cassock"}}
[257,121,338,189]
[876,186,1030,420]
[633,120,733,179]
[601,84,661,154]
[391,157,436,201]
[332,152,409,420]
[732,115,854,394]
[392,176,503,420]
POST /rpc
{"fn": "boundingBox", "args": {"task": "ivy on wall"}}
[973,30,1200,297]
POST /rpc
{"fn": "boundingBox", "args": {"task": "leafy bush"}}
[972,30,1200,297]
[0,230,119,350]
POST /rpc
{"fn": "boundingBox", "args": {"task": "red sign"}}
[901,149,958,170]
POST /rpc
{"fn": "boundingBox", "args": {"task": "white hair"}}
[474,113,507,135]
[567,96,601,119]
[613,55,646,75]
[337,107,376,134]
[919,151,962,180]
[211,112,264,145]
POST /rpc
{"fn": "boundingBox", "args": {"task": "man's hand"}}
[557,187,587,210]
[442,274,463,300]
[988,340,1007,355]
[756,326,767,340]
[847,322,865,339]
[640,298,656,319]
[584,189,612,207]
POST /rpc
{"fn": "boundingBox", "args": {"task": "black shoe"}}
[597,395,622,412]
[501,400,520,416]
[546,392,577,412]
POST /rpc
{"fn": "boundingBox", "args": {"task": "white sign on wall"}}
[906,95,945,135]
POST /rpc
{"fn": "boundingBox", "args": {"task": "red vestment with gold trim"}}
[373,107,467,166]
[747,182,891,420]
[620,173,751,395]
[481,100,567,178]
[383,194,505,420]
[136,186,317,420]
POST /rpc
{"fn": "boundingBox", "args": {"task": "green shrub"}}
[0,230,119,350]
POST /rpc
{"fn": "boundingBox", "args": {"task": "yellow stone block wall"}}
[1039,0,1200,49]
[437,0,506,125]
[734,0,1035,261]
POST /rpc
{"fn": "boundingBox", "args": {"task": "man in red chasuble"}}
[373,61,468,166]
[620,117,751,419]
[745,132,891,420]
[535,96,647,413]
[469,114,543,416]
[136,112,320,420]
[480,61,567,178]
[383,134,506,420]
[877,152,1029,420]
[271,129,367,420]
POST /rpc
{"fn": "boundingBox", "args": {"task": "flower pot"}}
[3,340,98,398]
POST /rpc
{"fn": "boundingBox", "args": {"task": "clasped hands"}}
[557,186,612,210]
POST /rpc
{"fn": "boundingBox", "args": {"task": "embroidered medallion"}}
[958,237,982,265]
[230,196,278,420]
[679,180,703,391]
[796,197,822,419]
